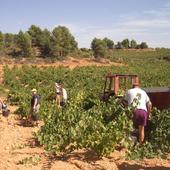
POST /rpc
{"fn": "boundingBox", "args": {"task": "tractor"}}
[101,73,170,110]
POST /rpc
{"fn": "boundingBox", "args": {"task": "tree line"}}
[0,25,149,59]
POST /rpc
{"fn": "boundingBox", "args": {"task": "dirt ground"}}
[0,56,124,68]
[0,58,170,170]
[0,57,124,84]
[0,108,170,170]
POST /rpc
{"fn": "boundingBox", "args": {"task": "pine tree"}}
[16,31,32,57]
[50,26,77,58]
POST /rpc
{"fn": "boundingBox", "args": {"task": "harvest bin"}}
[144,87,170,110]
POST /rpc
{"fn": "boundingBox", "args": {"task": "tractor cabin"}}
[101,74,170,110]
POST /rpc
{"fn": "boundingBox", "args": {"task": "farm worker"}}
[0,99,10,117]
[55,82,62,107]
[122,82,152,144]
[28,88,40,124]
[55,82,67,108]
[60,83,67,107]
[1,100,10,117]
[0,99,2,112]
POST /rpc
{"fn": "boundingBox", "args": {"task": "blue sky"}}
[0,0,170,48]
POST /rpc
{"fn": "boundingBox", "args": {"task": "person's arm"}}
[0,101,2,112]
[121,90,129,107]
[146,101,152,119]
[64,89,67,99]
[33,98,38,109]
[145,92,152,119]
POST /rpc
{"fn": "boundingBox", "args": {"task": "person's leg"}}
[28,107,33,121]
[34,104,41,126]
[56,95,61,107]
[35,104,40,113]
[133,109,147,143]
[138,125,145,144]
[60,101,66,108]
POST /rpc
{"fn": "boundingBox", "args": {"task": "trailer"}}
[101,73,170,110]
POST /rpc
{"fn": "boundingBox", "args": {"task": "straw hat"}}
[31,88,37,92]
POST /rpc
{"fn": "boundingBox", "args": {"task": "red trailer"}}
[101,73,170,110]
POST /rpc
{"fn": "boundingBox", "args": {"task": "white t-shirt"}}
[55,83,60,93]
[62,88,67,101]
[124,87,150,112]
[0,102,2,110]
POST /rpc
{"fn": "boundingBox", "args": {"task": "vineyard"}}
[2,50,169,164]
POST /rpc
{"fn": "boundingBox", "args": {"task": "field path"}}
[0,57,124,83]
[0,58,170,169]
[0,110,119,170]
[0,107,169,169]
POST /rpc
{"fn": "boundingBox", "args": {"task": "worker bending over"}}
[55,82,67,108]
[123,82,152,144]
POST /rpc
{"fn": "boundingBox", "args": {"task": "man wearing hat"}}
[55,81,67,108]
[123,82,152,144]
[28,88,40,125]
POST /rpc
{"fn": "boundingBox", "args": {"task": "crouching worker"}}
[60,83,67,107]
[122,82,152,144]
[55,82,62,107]
[55,82,67,108]
[0,100,10,117]
[28,89,40,126]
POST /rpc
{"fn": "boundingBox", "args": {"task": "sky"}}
[0,0,170,48]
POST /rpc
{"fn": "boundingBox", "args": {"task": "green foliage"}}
[116,41,124,49]
[16,31,32,57]
[106,48,170,69]
[140,42,148,49]
[3,52,170,159]
[121,39,130,48]
[18,155,41,165]
[70,49,92,58]
[0,23,154,59]
[91,38,107,58]
[4,33,15,47]
[39,29,51,56]
[50,26,78,58]
[103,37,114,49]
[0,31,3,48]
[27,25,43,46]
[127,108,170,159]
[130,39,137,48]
[36,96,133,156]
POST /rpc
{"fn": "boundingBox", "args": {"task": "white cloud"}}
[144,10,170,17]
[53,2,170,49]
[63,21,170,48]
[144,2,170,17]
[122,19,170,29]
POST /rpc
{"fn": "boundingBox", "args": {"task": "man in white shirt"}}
[55,82,62,107]
[60,84,67,107]
[55,82,67,108]
[123,82,152,144]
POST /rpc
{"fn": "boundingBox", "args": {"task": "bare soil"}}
[0,110,170,170]
[0,57,170,169]
[0,57,124,83]
[0,56,124,68]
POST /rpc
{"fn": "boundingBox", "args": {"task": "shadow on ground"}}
[118,162,170,170]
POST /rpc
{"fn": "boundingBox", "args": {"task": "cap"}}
[31,88,37,92]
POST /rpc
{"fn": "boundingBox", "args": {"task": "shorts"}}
[60,101,66,107]
[30,104,40,121]
[133,109,148,127]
